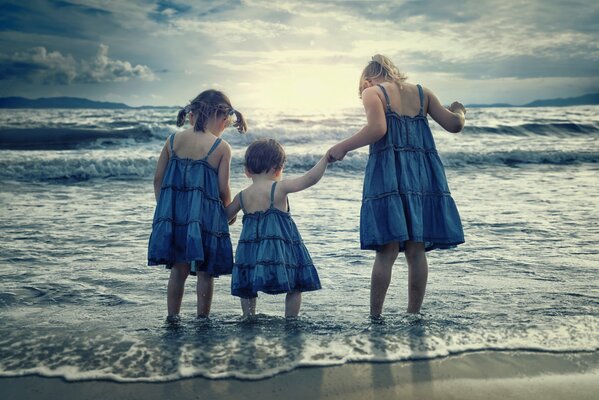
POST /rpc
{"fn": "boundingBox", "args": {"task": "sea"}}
[0,105,597,381]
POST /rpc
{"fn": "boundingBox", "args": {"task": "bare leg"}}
[370,242,400,317]
[167,263,190,317]
[285,291,302,317]
[240,297,257,317]
[196,271,214,317]
[405,241,428,314]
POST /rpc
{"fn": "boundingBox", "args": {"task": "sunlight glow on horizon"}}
[230,63,363,112]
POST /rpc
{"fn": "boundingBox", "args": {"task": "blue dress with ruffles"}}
[231,182,321,298]
[148,134,233,276]
[360,84,464,252]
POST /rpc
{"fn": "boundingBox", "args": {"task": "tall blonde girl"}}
[329,55,466,316]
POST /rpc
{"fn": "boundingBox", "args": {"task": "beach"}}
[0,106,598,392]
[2,351,598,400]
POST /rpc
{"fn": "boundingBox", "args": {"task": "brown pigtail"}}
[176,108,187,127]
[233,110,247,134]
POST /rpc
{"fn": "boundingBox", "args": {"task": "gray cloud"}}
[398,50,599,80]
[0,44,156,85]
[0,0,117,40]
[50,0,112,16]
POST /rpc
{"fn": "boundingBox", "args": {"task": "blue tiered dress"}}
[231,182,321,298]
[360,84,464,252]
[148,134,233,276]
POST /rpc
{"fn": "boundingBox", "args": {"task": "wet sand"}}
[1,351,598,400]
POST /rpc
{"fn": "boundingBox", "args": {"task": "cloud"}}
[149,0,192,22]
[50,0,112,17]
[165,18,326,42]
[0,44,156,84]
[0,0,597,106]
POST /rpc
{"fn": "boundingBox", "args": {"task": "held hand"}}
[228,215,237,225]
[328,144,347,162]
[448,101,466,115]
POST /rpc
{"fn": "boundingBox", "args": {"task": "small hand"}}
[328,144,347,162]
[228,215,237,225]
[448,101,466,115]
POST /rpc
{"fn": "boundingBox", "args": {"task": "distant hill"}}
[468,93,599,108]
[0,96,175,109]
[1,93,598,109]
[522,93,599,107]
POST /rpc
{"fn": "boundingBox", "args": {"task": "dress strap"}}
[168,133,175,154]
[377,84,391,111]
[238,191,246,214]
[270,182,277,208]
[204,137,222,159]
[417,84,424,116]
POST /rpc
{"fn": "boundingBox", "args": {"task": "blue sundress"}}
[360,84,465,252]
[231,182,321,298]
[148,134,233,276]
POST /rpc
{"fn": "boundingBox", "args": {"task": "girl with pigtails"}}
[328,55,466,317]
[148,89,247,320]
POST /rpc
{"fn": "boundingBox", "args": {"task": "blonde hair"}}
[359,54,407,97]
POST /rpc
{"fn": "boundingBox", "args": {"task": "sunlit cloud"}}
[164,18,326,42]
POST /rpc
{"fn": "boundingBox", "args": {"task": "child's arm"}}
[225,193,241,223]
[217,141,233,206]
[425,88,466,133]
[153,140,170,202]
[328,87,387,161]
[279,154,329,194]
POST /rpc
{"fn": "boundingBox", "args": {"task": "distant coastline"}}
[0,93,598,109]
[466,93,599,108]
[0,96,176,109]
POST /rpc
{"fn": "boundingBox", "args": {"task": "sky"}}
[0,0,597,111]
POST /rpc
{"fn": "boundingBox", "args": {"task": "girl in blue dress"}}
[328,55,466,316]
[148,89,247,319]
[225,139,329,317]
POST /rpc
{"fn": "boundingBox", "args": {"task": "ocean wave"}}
[0,127,155,150]
[0,156,156,181]
[273,149,599,171]
[442,149,599,167]
[1,149,597,181]
[463,122,599,136]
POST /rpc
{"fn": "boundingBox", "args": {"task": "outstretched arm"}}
[225,193,241,223]
[279,154,329,194]
[153,139,170,202]
[328,87,387,161]
[425,87,466,133]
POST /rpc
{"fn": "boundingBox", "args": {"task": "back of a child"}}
[233,180,318,298]
[225,139,329,317]
[148,89,247,319]
[327,54,466,317]
[362,80,464,251]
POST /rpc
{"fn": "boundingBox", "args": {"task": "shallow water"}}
[0,106,598,380]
